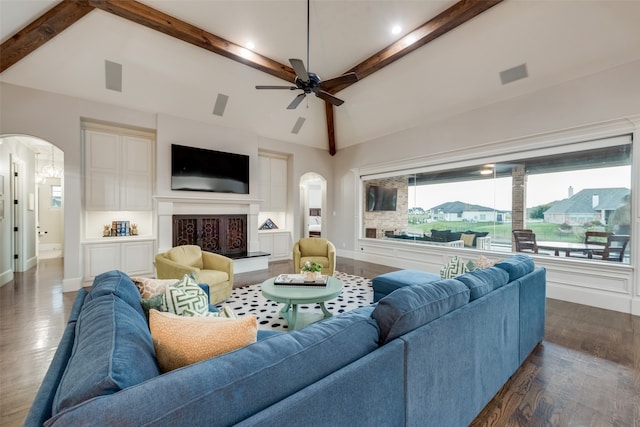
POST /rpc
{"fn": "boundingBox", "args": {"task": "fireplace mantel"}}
[155,196,262,255]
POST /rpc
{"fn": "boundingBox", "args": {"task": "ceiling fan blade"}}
[315,90,344,107]
[256,85,298,90]
[289,58,309,82]
[287,93,306,109]
[318,72,359,91]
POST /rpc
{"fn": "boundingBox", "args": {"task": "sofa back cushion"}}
[298,238,328,256]
[495,254,535,282]
[167,245,204,269]
[430,229,451,242]
[84,270,146,319]
[52,295,160,414]
[455,267,509,301]
[373,279,470,345]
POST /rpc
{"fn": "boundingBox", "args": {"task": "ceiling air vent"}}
[105,60,122,92]
[291,117,306,134]
[499,63,528,85]
[212,93,229,116]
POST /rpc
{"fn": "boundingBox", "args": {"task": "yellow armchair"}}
[293,238,336,276]
[155,245,233,304]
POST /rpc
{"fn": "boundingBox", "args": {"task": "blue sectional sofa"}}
[26,254,545,427]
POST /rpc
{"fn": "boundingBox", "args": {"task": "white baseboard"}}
[39,243,63,252]
[62,276,82,293]
[0,269,14,287]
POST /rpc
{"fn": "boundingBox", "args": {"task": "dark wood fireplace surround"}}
[172,214,248,258]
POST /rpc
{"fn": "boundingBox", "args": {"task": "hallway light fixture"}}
[41,146,62,179]
[35,152,46,184]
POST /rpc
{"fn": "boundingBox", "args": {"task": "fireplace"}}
[172,214,247,257]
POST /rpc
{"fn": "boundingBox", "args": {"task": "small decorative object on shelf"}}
[259,218,279,230]
[131,224,138,235]
[105,220,131,237]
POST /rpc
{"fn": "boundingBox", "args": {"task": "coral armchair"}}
[155,245,233,304]
[293,238,336,276]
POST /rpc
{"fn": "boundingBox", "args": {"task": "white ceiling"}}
[1,0,640,152]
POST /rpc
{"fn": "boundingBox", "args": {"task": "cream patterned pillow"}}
[131,276,179,298]
[165,274,209,316]
[440,256,468,279]
[475,255,501,269]
[149,310,257,372]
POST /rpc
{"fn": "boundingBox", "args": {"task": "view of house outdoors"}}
[363,143,632,264]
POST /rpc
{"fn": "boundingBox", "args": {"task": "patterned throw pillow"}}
[149,310,257,372]
[131,276,179,298]
[181,305,237,318]
[461,233,476,247]
[440,256,468,279]
[165,274,209,316]
[475,255,501,269]
[140,294,166,321]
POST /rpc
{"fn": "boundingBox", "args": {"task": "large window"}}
[362,139,632,264]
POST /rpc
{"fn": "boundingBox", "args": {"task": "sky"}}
[408,166,630,211]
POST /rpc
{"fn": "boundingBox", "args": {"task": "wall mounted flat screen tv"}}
[171,144,249,194]
[366,186,397,211]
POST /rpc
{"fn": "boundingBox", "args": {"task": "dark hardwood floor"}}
[1,257,639,426]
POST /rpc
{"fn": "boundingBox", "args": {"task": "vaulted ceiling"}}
[2,0,640,154]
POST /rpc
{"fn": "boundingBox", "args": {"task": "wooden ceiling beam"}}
[330,0,504,93]
[324,102,336,156]
[0,0,95,73]
[87,0,296,84]
[1,0,503,155]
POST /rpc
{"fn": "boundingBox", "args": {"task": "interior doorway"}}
[300,173,326,238]
[0,135,64,282]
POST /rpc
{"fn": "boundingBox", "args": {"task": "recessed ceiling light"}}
[246,41,255,50]
[391,25,402,35]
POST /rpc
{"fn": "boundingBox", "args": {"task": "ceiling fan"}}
[255,0,358,109]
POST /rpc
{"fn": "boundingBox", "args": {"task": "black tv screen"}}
[171,144,249,194]
[366,186,397,211]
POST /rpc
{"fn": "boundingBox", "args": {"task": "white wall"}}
[332,59,640,314]
[0,83,333,289]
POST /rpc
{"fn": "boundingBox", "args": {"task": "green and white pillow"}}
[440,256,469,279]
[181,305,237,318]
[165,274,209,316]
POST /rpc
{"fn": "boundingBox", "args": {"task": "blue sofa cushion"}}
[84,270,146,319]
[372,270,440,302]
[52,294,160,414]
[373,279,470,345]
[455,267,509,301]
[494,254,535,282]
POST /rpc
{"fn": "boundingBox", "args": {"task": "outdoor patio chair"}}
[589,235,630,262]
[512,229,538,254]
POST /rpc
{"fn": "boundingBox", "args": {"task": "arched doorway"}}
[299,173,327,238]
[0,135,64,284]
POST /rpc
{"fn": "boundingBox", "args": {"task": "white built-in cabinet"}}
[259,230,292,261]
[84,129,153,211]
[82,123,156,282]
[258,154,287,211]
[83,239,155,281]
